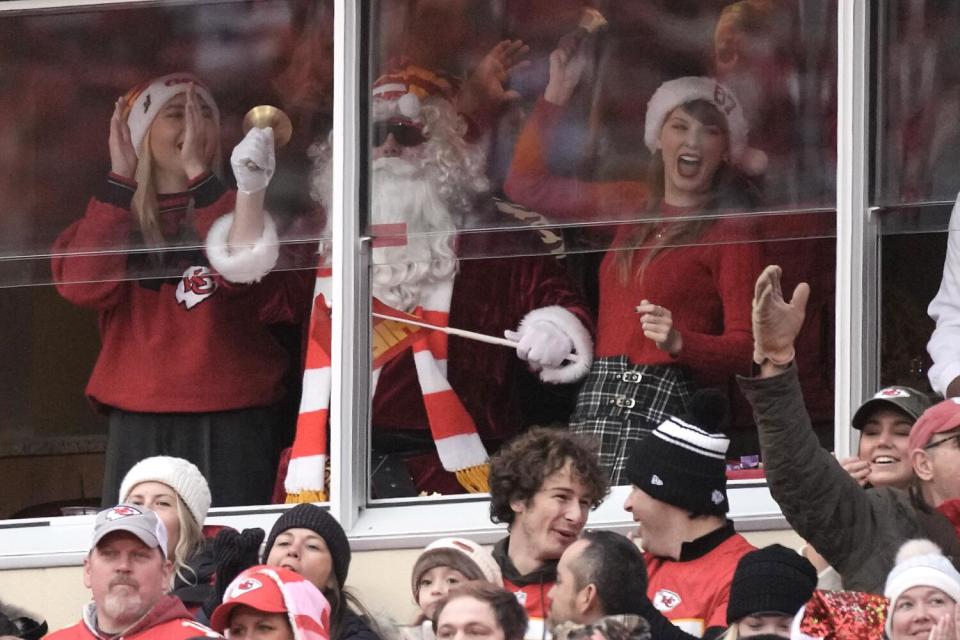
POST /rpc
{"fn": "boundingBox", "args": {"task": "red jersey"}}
[645,525,755,637]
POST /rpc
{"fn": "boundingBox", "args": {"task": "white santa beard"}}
[370,158,457,312]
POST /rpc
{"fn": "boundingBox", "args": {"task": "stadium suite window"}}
[0,0,853,563]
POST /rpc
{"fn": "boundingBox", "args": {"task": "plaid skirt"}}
[570,356,694,485]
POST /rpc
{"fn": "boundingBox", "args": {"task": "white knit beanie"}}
[122,72,220,158]
[884,539,960,635]
[643,76,767,176]
[118,456,212,524]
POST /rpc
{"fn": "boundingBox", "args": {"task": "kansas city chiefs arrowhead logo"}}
[229,578,262,599]
[176,266,217,309]
[875,388,909,398]
[711,490,725,505]
[653,589,681,612]
[650,474,664,486]
[106,505,143,520]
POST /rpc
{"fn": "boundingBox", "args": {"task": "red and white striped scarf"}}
[285,267,489,502]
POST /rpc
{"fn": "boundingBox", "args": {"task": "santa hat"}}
[411,537,503,602]
[121,72,220,157]
[624,389,731,515]
[117,456,212,525]
[643,76,768,176]
[371,62,460,122]
[211,565,331,640]
[884,539,960,636]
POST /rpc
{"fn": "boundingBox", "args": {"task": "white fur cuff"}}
[205,212,280,283]
[518,305,593,384]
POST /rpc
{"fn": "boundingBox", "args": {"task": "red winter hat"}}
[908,397,960,452]
[211,565,330,640]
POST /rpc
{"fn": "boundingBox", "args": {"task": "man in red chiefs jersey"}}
[487,428,608,638]
[622,391,755,639]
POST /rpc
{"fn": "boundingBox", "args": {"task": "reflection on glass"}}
[875,2,960,205]
[0,1,332,518]
[338,1,838,498]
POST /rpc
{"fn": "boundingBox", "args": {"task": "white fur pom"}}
[398,92,421,119]
[896,539,942,564]
[205,212,280,284]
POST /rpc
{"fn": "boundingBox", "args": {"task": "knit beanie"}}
[210,565,331,640]
[884,539,960,636]
[643,76,767,176]
[121,72,220,157]
[726,544,817,624]
[411,537,503,601]
[118,456,211,525]
[624,389,730,515]
[264,504,351,589]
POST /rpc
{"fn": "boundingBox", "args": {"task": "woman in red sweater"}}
[52,73,302,506]
[505,45,762,484]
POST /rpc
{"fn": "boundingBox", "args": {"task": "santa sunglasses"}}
[372,120,426,148]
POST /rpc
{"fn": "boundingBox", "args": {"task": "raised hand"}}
[636,300,682,356]
[544,42,589,107]
[458,39,530,124]
[180,83,212,180]
[752,265,810,367]
[109,97,137,178]
[231,126,276,194]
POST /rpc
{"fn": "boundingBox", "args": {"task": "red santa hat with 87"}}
[644,76,768,176]
[121,72,220,158]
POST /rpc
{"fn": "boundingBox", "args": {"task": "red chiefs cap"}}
[210,565,330,640]
[908,397,960,452]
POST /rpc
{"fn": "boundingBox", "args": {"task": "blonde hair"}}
[170,494,205,589]
[130,116,224,249]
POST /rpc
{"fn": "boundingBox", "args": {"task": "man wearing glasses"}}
[738,265,960,595]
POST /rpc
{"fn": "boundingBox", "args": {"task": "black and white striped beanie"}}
[624,390,730,515]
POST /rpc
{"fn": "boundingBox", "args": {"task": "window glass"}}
[0,0,331,519]
[873,3,960,207]
[875,2,960,399]
[352,0,838,500]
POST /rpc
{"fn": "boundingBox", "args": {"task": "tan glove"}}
[752,265,810,366]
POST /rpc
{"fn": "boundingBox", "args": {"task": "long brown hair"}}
[614,99,756,284]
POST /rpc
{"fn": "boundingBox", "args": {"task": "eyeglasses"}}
[923,432,960,451]
[372,119,426,148]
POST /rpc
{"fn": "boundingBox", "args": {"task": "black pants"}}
[102,406,281,508]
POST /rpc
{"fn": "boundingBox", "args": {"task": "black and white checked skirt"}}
[570,355,694,485]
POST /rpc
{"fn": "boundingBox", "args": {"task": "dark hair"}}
[615,99,760,284]
[573,531,648,616]
[488,428,609,526]
[433,582,528,640]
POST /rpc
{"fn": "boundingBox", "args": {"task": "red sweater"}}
[646,526,755,637]
[595,219,759,384]
[506,99,759,384]
[51,173,307,413]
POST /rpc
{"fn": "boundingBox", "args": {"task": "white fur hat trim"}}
[125,72,220,158]
[644,76,749,167]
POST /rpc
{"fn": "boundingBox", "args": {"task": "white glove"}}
[505,320,574,370]
[231,126,276,193]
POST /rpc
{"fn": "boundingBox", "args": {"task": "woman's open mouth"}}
[677,154,702,178]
